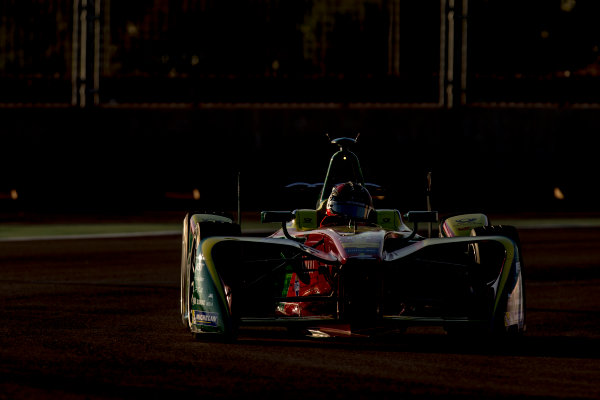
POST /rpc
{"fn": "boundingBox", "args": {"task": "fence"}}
[3,0,600,107]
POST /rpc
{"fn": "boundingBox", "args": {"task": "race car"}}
[180,136,525,340]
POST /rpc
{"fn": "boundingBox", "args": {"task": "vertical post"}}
[93,0,102,106]
[85,0,100,107]
[460,0,468,106]
[237,171,242,228]
[426,171,432,237]
[446,0,455,108]
[72,0,101,108]
[445,0,468,109]
[387,0,400,77]
[71,0,81,106]
[439,0,447,107]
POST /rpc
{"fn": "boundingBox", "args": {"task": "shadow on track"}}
[204,326,600,360]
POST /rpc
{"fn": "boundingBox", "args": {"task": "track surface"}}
[1,227,599,399]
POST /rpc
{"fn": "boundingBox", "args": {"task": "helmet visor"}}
[328,200,372,220]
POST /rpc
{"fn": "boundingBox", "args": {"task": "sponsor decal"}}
[340,241,380,248]
[455,217,478,224]
[344,246,379,257]
[338,231,382,258]
[192,310,219,327]
[192,293,214,307]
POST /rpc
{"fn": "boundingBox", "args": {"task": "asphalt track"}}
[1,224,599,399]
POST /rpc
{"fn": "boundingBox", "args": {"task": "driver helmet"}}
[326,181,373,221]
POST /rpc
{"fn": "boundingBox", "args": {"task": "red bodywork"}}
[272,224,386,318]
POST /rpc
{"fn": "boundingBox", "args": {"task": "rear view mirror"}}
[261,211,294,224]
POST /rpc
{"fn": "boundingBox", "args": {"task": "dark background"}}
[2,4,600,398]
[2,0,599,216]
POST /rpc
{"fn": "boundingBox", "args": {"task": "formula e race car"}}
[180,137,525,340]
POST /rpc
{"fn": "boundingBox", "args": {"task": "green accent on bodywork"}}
[293,209,318,230]
[281,266,293,297]
[274,252,294,297]
[200,238,230,309]
[375,209,401,231]
[187,237,232,334]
